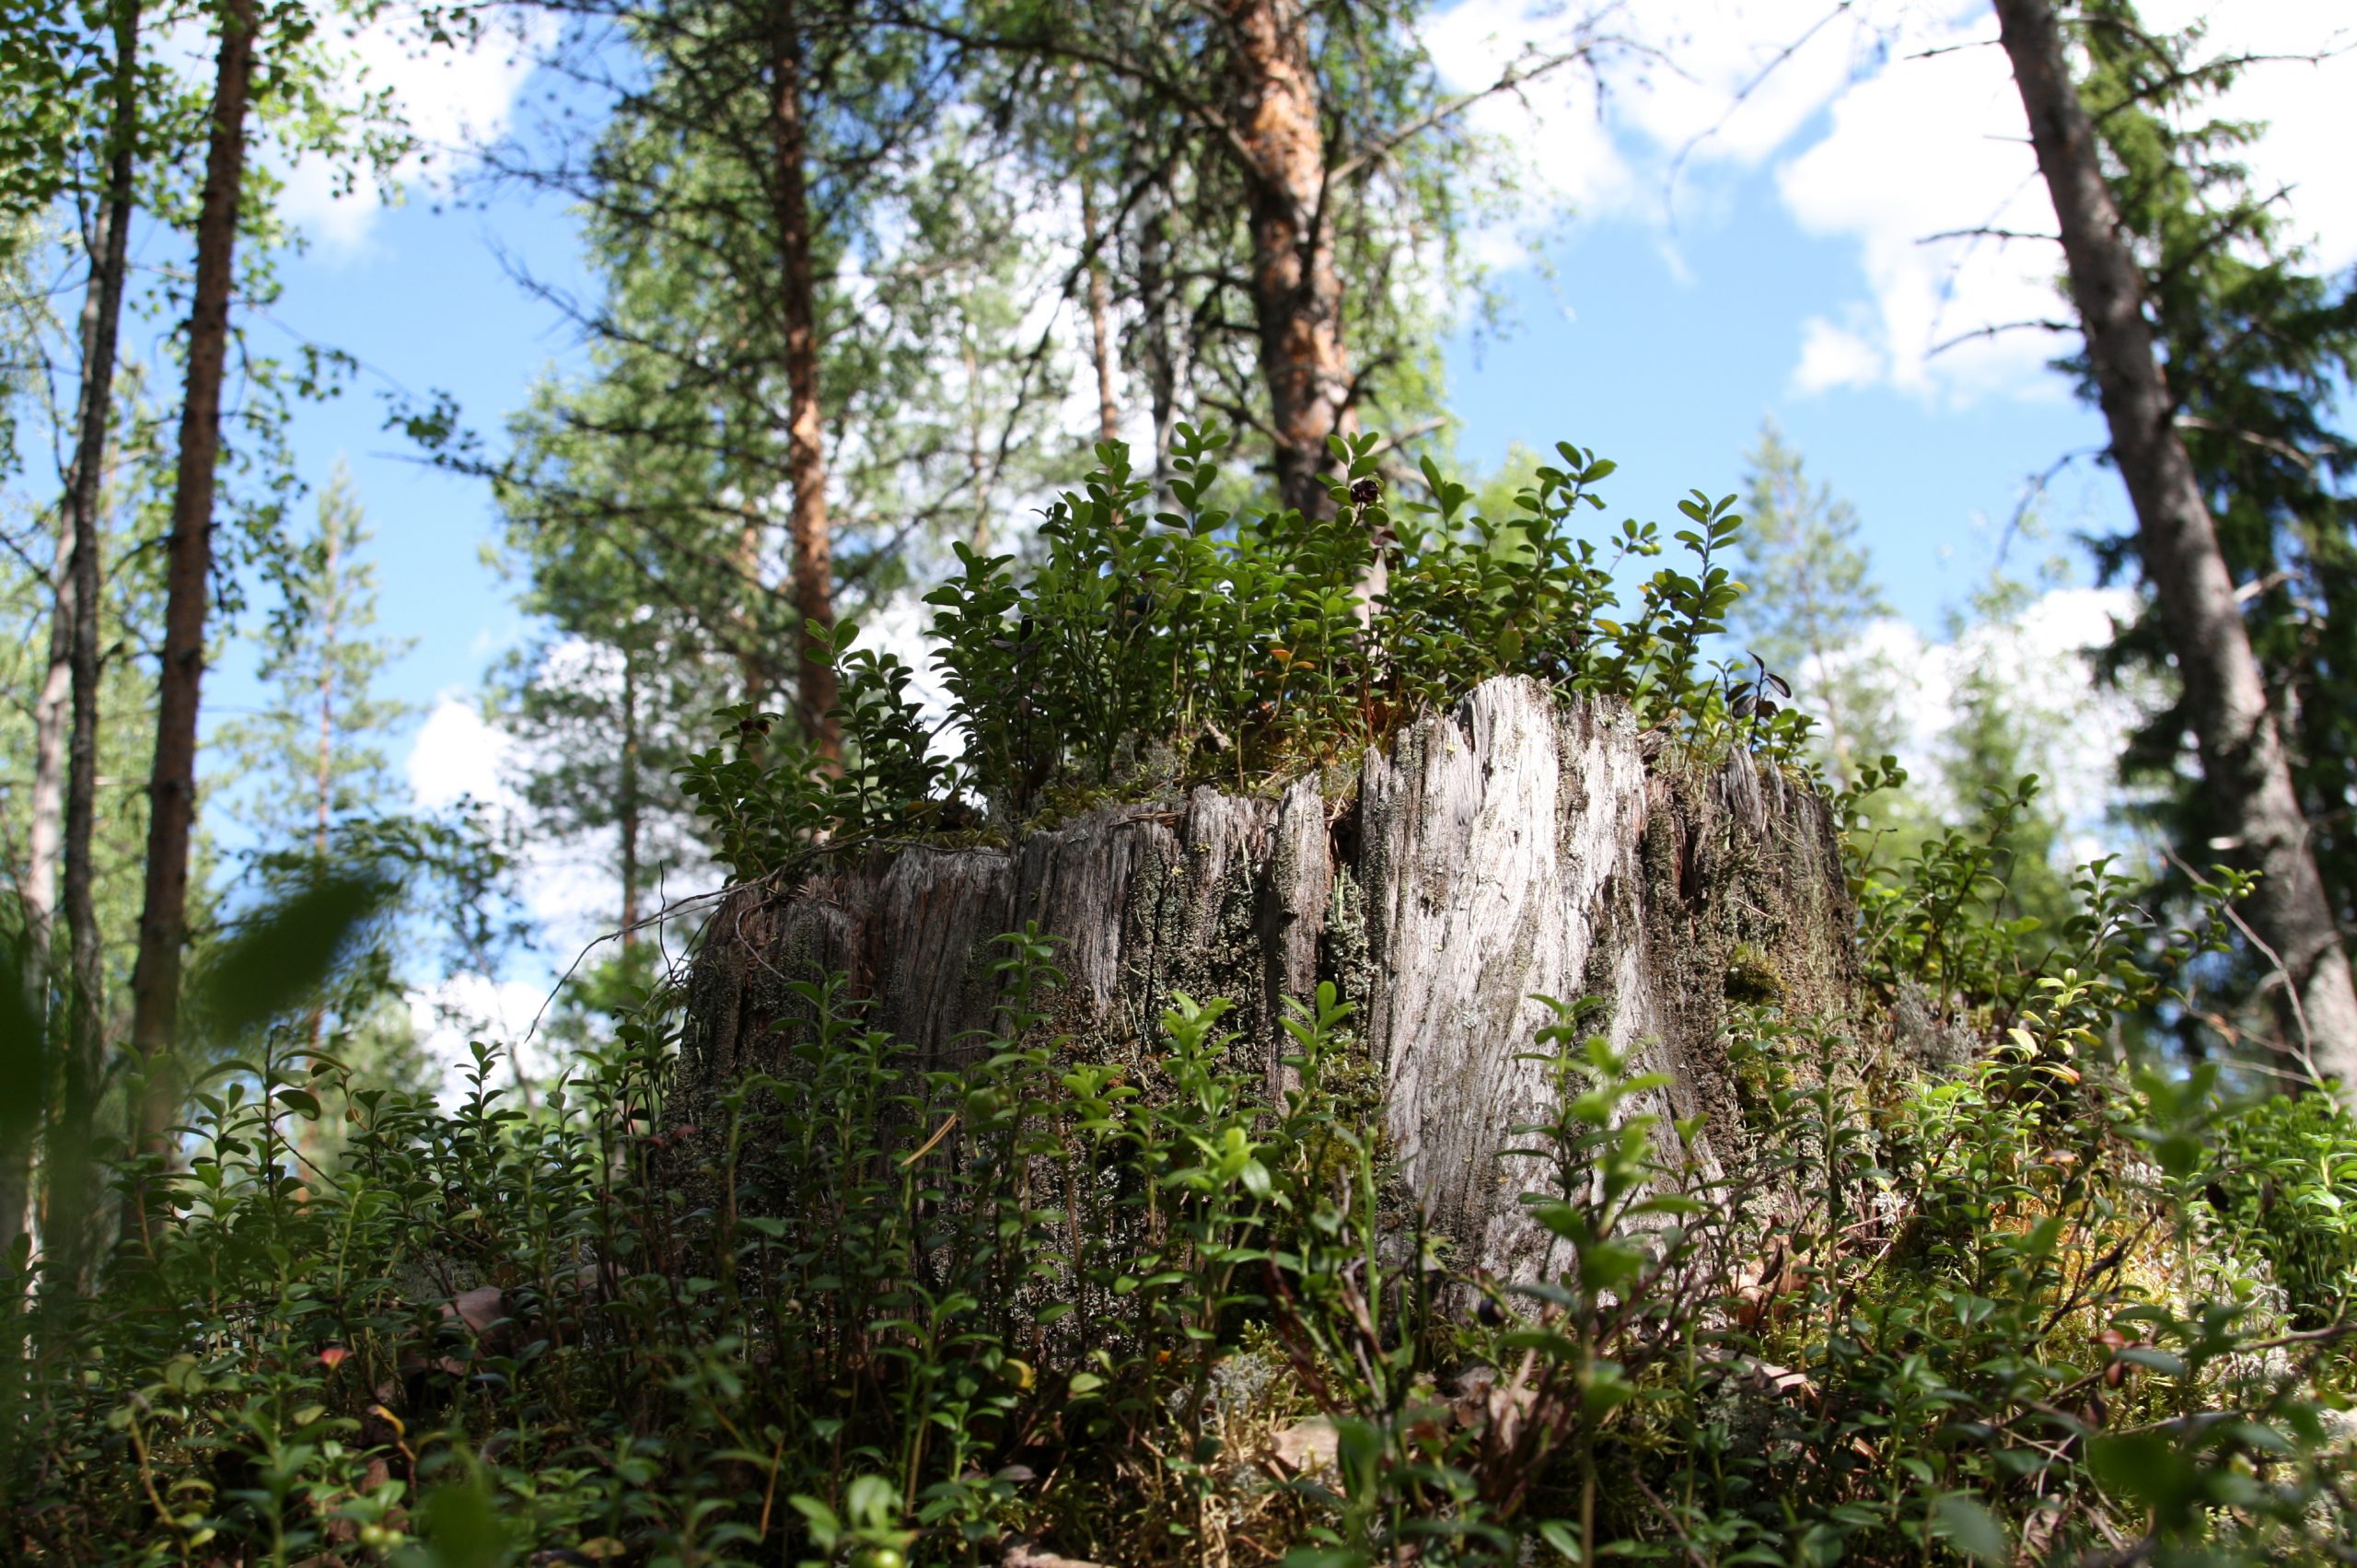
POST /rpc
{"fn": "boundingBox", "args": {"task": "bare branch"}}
[1663,1,1856,223]
[1329,38,1613,187]
[2175,413,2343,470]
[1924,317,2073,359]
[1915,226,2059,245]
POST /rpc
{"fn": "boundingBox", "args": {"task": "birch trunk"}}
[1993,0,2357,1088]
[1079,168,1120,447]
[127,0,256,1178]
[676,679,1856,1281]
[619,649,643,951]
[1136,201,1181,486]
[39,0,141,1277]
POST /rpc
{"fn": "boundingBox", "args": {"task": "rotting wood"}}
[676,677,1858,1281]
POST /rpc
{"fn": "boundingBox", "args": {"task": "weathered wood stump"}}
[676,677,1858,1280]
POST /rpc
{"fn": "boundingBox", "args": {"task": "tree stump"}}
[675,676,1858,1281]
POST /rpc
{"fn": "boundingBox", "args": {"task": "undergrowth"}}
[7,861,2357,1565]
[7,438,2356,1565]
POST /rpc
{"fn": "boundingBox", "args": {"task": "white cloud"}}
[1422,0,1924,262]
[1773,8,2065,401]
[406,661,714,975]
[1426,0,2357,400]
[1833,584,2154,855]
[279,6,547,254]
[1777,2,2357,401]
[1792,312,1886,392]
[407,693,513,809]
[407,970,560,1107]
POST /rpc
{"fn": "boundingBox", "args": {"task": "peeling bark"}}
[676,679,1856,1280]
[1223,0,1354,517]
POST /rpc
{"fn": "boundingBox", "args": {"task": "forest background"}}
[9,0,2357,1559]
[0,0,2348,1098]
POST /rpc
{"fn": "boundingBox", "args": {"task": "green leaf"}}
[189,872,394,1043]
[842,1473,899,1528]
[417,1478,508,1568]
[2090,1432,2194,1515]
[1932,1496,2007,1564]
[2116,1345,2187,1378]
[788,1496,842,1551]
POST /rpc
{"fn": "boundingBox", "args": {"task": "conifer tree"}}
[1995,0,2357,1082]
[215,463,433,1144]
[1730,422,1901,791]
[219,463,413,861]
[487,532,724,952]
[2068,2,2357,1057]
[932,0,1607,512]
[484,0,1051,761]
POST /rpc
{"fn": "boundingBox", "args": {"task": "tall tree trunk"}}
[1223,0,1353,517]
[302,517,338,1059]
[962,331,992,552]
[26,540,70,980]
[13,515,71,1266]
[1069,64,1120,449]
[619,649,642,952]
[768,0,839,761]
[41,0,142,1282]
[1136,200,1180,487]
[127,0,257,1183]
[315,517,338,866]
[735,506,768,703]
[1994,0,2357,1087]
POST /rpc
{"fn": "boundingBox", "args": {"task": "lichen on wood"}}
[675,675,1859,1280]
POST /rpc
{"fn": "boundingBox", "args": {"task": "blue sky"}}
[261,168,2125,720]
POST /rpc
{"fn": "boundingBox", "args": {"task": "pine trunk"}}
[1136,200,1181,485]
[1080,168,1120,446]
[1993,0,2357,1089]
[127,0,255,1179]
[769,0,839,760]
[675,680,1856,1281]
[1224,0,1354,517]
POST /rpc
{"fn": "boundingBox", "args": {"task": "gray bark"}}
[1994,0,2357,1089]
[676,679,1855,1280]
[37,0,140,1279]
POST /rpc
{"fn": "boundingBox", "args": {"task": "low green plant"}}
[15,865,2357,1563]
[679,431,1814,880]
[17,448,2357,1568]
[2208,1091,2357,1332]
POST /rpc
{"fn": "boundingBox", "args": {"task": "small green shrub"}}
[10,877,2356,1563]
[681,431,1811,879]
[2209,1092,2357,1332]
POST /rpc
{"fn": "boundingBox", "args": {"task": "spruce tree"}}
[1730,421,1902,791]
